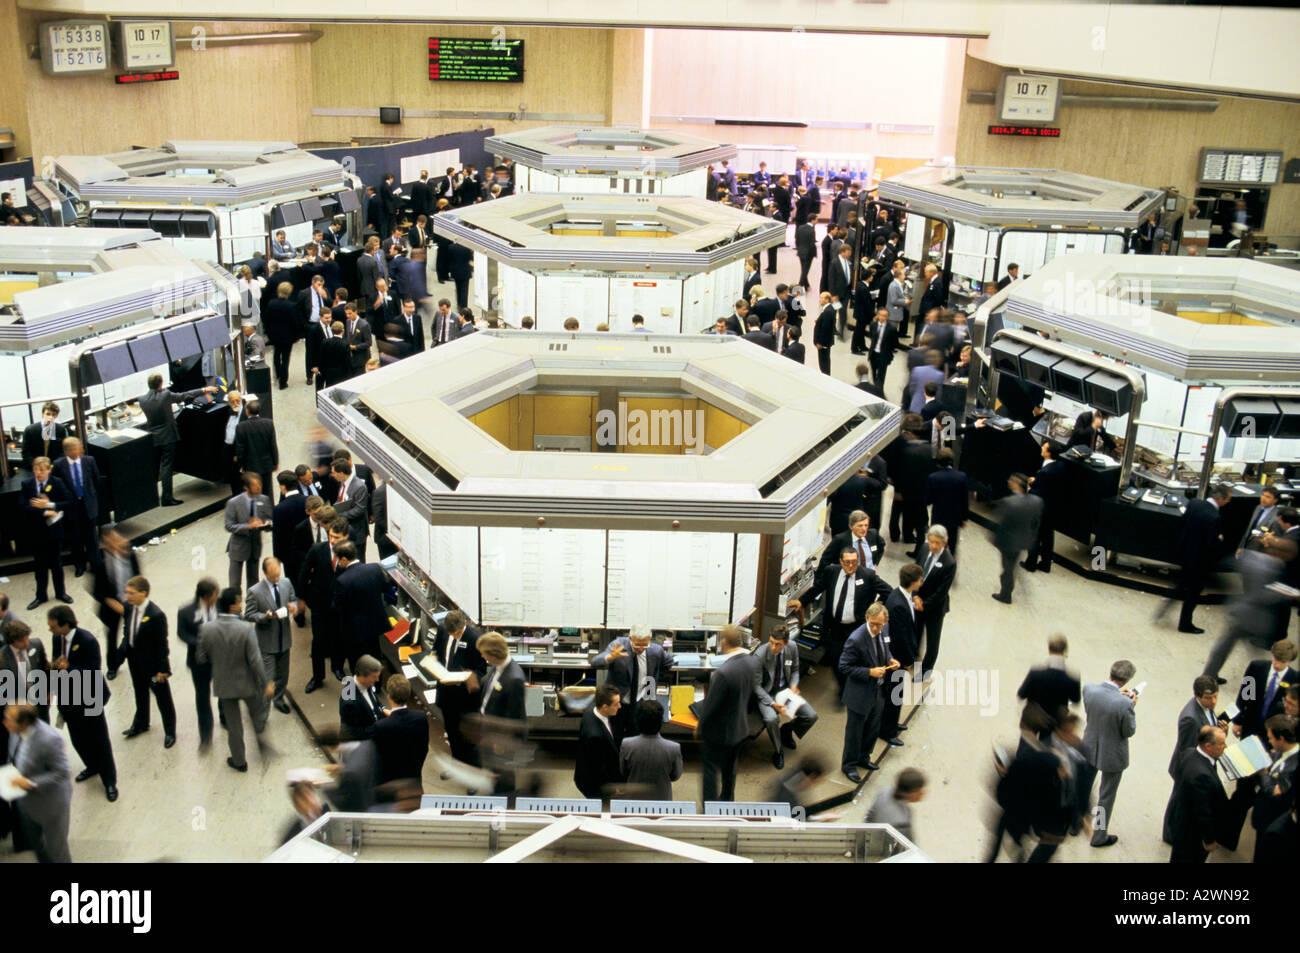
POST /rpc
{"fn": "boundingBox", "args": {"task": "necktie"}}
[857,538,867,569]
[445,634,456,668]
[126,607,137,648]
[636,652,648,701]
[773,654,783,693]
[923,552,935,579]
[834,573,851,623]
[72,460,82,495]
[338,484,345,503]
[875,632,886,672]
[480,668,498,713]
[1263,671,1280,715]
[273,584,281,609]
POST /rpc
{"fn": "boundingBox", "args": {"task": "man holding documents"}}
[244,558,300,715]
[429,610,485,764]
[3,702,72,862]
[751,625,817,770]
[1081,659,1139,848]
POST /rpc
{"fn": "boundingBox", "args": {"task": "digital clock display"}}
[997,73,1061,125]
[118,21,174,70]
[40,20,110,75]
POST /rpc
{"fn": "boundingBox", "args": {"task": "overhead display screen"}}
[428,37,524,82]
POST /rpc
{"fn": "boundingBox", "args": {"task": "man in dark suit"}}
[827,467,877,539]
[1231,641,1298,742]
[881,564,924,745]
[430,610,486,763]
[995,262,1020,291]
[52,437,101,578]
[795,547,890,693]
[813,291,836,375]
[1023,441,1066,573]
[1067,410,1118,454]
[331,542,389,671]
[379,173,399,237]
[45,605,117,801]
[296,275,331,385]
[839,605,898,781]
[21,402,69,473]
[339,655,384,740]
[454,169,482,207]
[1237,486,1281,553]
[296,510,346,691]
[827,245,853,321]
[372,674,429,789]
[918,263,945,318]
[90,529,140,679]
[888,421,934,548]
[751,625,817,770]
[234,400,278,500]
[139,374,218,506]
[357,236,386,303]
[819,508,886,577]
[448,243,474,310]
[364,186,383,236]
[341,303,373,378]
[795,221,817,289]
[272,471,307,583]
[1168,726,1229,863]
[865,308,897,387]
[176,577,220,750]
[411,172,432,220]
[574,684,623,799]
[1162,675,1226,843]
[819,225,838,292]
[590,625,674,735]
[119,575,176,748]
[1173,484,1231,634]
[305,311,338,390]
[915,525,956,680]
[741,316,776,350]
[330,459,370,560]
[742,258,762,299]
[394,298,426,354]
[993,474,1043,605]
[262,281,299,391]
[472,631,526,721]
[695,625,757,803]
[781,324,806,364]
[850,275,876,355]
[1016,635,1081,725]
[919,448,968,560]
[21,458,73,611]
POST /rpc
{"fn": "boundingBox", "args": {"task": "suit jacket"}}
[697,652,757,747]
[828,474,873,535]
[357,253,384,303]
[331,476,370,543]
[339,676,383,740]
[139,388,205,446]
[296,539,337,611]
[794,223,817,260]
[344,317,374,371]
[479,660,526,721]
[1030,459,1068,522]
[1179,499,1223,572]
[1251,748,1298,832]
[818,529,885,576]
[802,563,890,626]
[234,417,278,476]
[410,180,432,218]
[1017,662,1081,719]
[893,436,935,497]
[431,621,486,673]
[1169,747,1229,852]
[176,599,217,670]
[49,627,110,712]
[91,548,140,630]
[884,588,920,667]
[885,279,908,326]
[121,600,171,676]
[1239,504,1280,550]
[243,576,297,654]
[21,422,69,471]
[839,622,889,714]
[319,336,351,386]
[296,286,330,327]
[196,614,266,698]
[867,319,897,357]
[21,474,71,540]
[1,639,50,719]
[619,734,683,801]
[51,454,101,524]
[916,546,955,617]
[273,492,308,569]
[925,467,969,535]
[1233,660,1298,740]
[1081,681,1137,773]
[372,707,429,785]
[331,562,390,651]
[1169,696,1219,777]
[750,296,780,327]
[827,256,853,302]
[224,492,272,560]
[996,491,1043,554]
[591,638,674,703]
[919,275,945,314]
[742,328,776,350]
[575,708,622,798]
[448,244,473,281]
[751,641,802,709]
[813,305,837,349]
[7,718,71,841]
[263,297,299,346]
[781,341,806,364]
[743,270,762,298]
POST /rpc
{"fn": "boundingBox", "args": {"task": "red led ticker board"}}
[115,69,179,84]
[988,125,1061,138]
[428,37,524,82]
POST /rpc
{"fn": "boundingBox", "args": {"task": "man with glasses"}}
[839,604,898,782]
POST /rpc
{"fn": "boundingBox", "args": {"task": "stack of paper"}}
[1221,735,1271,780]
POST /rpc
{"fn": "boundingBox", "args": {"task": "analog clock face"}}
[43,21,109,75]
[998,74,1060,125]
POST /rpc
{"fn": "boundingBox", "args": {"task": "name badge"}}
[855,579,863,586]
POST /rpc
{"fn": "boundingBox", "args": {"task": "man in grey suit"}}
[695,625,757,803]
[4,702,72,862]
[885,261,909,336]
[197,588,273,772]
[620,699,683,801]
[224,474,273,591]
[992,474,1044,605]
[1237,486,1280,553]
[751,624,818,770]
[139,373,218,506]
[1081,659,1139,848]
[243,558,301,714]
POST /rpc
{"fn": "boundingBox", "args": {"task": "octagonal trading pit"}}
[318,331,898,631]
[433,194,785,332]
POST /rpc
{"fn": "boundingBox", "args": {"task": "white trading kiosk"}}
[47,140,362,266]
[433,193,785,331]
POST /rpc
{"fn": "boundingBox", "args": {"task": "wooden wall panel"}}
[955,56,1300,235]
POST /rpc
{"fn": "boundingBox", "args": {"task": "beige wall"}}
[302,23,614,144]
[955,55,1300,235]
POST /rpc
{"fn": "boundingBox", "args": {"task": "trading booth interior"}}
[957,253,1300,591]
[318,329,899,740]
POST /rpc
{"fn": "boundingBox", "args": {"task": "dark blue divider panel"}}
[306,129,494,193]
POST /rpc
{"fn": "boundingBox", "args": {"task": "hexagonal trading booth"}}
[486,125,735,197]
[318,330,899,734]
[433,193,785,331]
[962,253,1300,575]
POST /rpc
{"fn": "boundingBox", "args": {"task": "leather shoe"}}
[887,737,904,747]
[75,768,98,783]
[897,724,908,732]
[332,668,346,682]
[1178,624,1205,634]
[161,498,185,506]
[57,593,74,604]
[1091,834,1118,848]
[991,592,1012,604]
[105,786,118,802]
[106,668,118,680]
[274,698,291,714]
[26,598,46,611]
[1215,676,1227,686]
[294,614,307,628]
[304,678,323,694]
[843,767,863,783]
[780,726,797,750]
[122,725,149,739]
[164,734,176,749]
[772,750,785,770]
[74,566,85,578]
[1019,560,1036,573]
[227,757,248,773]
[860,760,880,771]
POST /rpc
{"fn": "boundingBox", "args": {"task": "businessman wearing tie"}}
[839,604,898,782]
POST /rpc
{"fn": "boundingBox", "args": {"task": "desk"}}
[88,429,157,521]
[1058,456,1122,545]
[176,400,234,483]
[1095,497,1185,564]
[244,362,274,419]
[957,419,1040,501]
